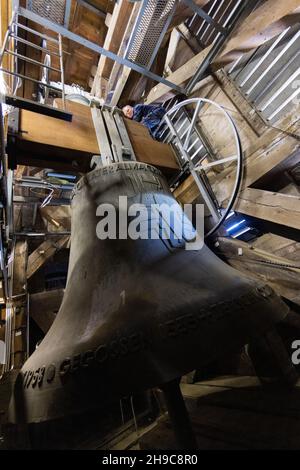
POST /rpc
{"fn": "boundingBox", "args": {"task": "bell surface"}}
[9,162,289,424]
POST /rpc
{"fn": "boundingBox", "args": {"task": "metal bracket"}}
[91,107,113,167]
[5,95,72,121]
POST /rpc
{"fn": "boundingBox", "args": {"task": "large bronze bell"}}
[8,162,289,440]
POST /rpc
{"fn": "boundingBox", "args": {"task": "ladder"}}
[0,10,71,121]
[160,98,243,238]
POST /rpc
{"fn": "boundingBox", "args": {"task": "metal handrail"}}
[164,98,243,238]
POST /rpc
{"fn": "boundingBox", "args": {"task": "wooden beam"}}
[15,101,179,174]
[146,0,300,103]
[174,122,300,206]
[30,289,64,333]
[213,0,300,69]
[12,241,28,297]
[235,188,300,231]
[146,45,213,103]
[216,236,300,306]
[216,134,300,206]
[253,233,300,262]
[26,236,69,280]
[213,69,268,137]
[39,205,71,232]
[91,0,134,98]
[170,0,210,30]
[107,2,140,106]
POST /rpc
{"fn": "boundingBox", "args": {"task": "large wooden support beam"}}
[146,45,213,103]
[146,0,300,103]
[216,236,300,306]
[235,189,300,231]
[253,233,300,262]
[26,236,69,280]
[91,0,134,98]
[13,101,178,174]
[12,241,28,297]
[30,289,64,333]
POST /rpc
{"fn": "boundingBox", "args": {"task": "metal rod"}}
[176,116,189,134]
[240,27,290,88]
[0,11,17,65]
[253,49,300,103]
[191,144,204,160]
[58,34,66,110]
[184,100,201,149]
[185,0,247,95]
[64,0,72,27]
[187,136,199,151]
[196,0,219,38]
[0,68,63,92]
[210,0,237,46]
[14,21,59,44]
[5,49,61,72]
[210,0,242,46]
[188,13,197,28]
[246,29,300,96]
[260,66,300,111]
[182,0,227,35]
[9,33,61,56]
[18,6,184,94]
[204,0,229,44]
[268,86,300,121]
[165,113,220,222]
[196,154,237,169]
[14,231,71,236]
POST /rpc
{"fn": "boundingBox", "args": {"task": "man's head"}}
[122,105,134,119]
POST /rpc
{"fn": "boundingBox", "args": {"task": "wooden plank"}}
[107,2,140,106]
[216,236,300,305]
[146,0,300,103]
[12,241,28,297]
[91,0,134,97]
[30,289,64,333]
[16,100,178,173]
[213,69,268,136]
[235,188,300,230]
[253,234,300,263]
[39,205,71,232]
[20,100,99,155]
[26,236,69,280]
[123,118,179,171]
[146,45,213,103]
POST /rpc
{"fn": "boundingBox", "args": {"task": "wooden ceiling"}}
[17,0,114,97]
[63,0,113,88]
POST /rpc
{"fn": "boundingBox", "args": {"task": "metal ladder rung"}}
[187,136,200,152]
[14,21,60,44]
[9,34,61,57]
[191,144,204,160]
[0,68,63,92]
[5,49,61,73]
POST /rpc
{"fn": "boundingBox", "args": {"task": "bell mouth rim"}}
[75,161,163,191]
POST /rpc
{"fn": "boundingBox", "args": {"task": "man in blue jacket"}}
[122,104,166,140]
